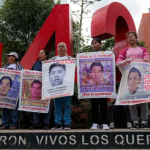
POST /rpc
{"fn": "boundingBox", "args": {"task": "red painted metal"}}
[91,2,136,81]
[20,4,73,69]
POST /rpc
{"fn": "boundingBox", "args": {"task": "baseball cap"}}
[5,52,18,59]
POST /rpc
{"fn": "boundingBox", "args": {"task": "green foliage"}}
[73,21,86,56]
[71,84,91,129]
[0,0,57,62]
[138,40,146,48]
[101,37,115,51]
[71,0,97,53]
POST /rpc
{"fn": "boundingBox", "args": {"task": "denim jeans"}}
[53,96,71,125]
[33,105,51,125]
[2,107,19,127]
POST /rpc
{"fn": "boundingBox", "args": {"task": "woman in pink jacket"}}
[117,31,149,130]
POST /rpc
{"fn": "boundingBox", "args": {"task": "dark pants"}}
[108,104,131,122]
[91,98,108,125]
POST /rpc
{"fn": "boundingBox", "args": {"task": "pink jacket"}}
[116,47,149,64]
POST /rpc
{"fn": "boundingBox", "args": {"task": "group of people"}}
[0,31,149,130]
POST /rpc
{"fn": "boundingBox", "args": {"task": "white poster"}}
[19,69,50,113]
[0,68,21,109]
[77,51,116,99]
[116,59,150,105]
[42,60,75,99]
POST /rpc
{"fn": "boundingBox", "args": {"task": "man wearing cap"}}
[0,52,23,130]
[90,38,110,130]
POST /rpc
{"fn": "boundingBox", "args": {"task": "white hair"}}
[57,42,67,50]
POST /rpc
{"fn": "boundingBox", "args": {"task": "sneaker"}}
[141,121,149,130]
[91,123,100,130]
[43,123,49,130]
[64,125,71,130]
[51,123,63,130]
[127,122,132,129]
[101,124,110,130]
[29,124,38,130]
[109,122,114,129]
[130,121,139,130]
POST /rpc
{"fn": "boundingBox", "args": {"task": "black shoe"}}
[44,124,49,130]
[51,123,63,130]
[130,122,139,130]
[141,121,149,130]
[64,125,71,130]
[29,124,38,130]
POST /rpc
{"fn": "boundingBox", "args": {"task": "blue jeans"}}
[2,107,19,127]
[33,105,51,125]
[54,96,71,125]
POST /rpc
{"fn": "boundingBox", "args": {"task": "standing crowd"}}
[0,31,149,130]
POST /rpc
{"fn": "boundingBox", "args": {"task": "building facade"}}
[138,11,150,54]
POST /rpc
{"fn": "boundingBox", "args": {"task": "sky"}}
[57,0,150,44]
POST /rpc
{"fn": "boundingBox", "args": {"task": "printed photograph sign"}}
[42,60,75,99]
[0,68,21,109]
[77,51,116,99]
[116,59,150,105]
[19,69,50,113]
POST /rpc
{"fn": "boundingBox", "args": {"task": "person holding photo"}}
[117,31,149,130]
[90,38,110,130]
[29,49,51,130]
[0,52,23,130]
[51,42,74,130]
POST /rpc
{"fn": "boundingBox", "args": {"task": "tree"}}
[101,37,115,51]
[72,21,86,56]
[71,0,99,53]
[0,0,57,62]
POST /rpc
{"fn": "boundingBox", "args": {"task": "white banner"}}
[77,51,116,99]
[0,68,21,109]
[116,59,150,105]
[19,69,50,113]
[42,60,75,99]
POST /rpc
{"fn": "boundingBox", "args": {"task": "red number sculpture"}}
[91,2,136,81]
[20,4,73,69]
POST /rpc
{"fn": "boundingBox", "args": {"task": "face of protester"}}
[31,83,42,99]
[91,40,101,51]
[49,66,66,86]
[90,66,103,85]
[39,50,47,61]
[0,79,11,96]
[7,55,16,64]
[127,33,137,47]
[128,72,141,94]
[57,43,66,57]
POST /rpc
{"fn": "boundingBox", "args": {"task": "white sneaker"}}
[101,124,110,130]
[109,122,114,129]
[127,122,132,129]
[91,123,100,130]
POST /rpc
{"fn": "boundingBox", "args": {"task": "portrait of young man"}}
[0,76,12,97]
[127,67,142,94]
[49,63,66,87]
[89,62,104,85]
[30,80,42,100]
